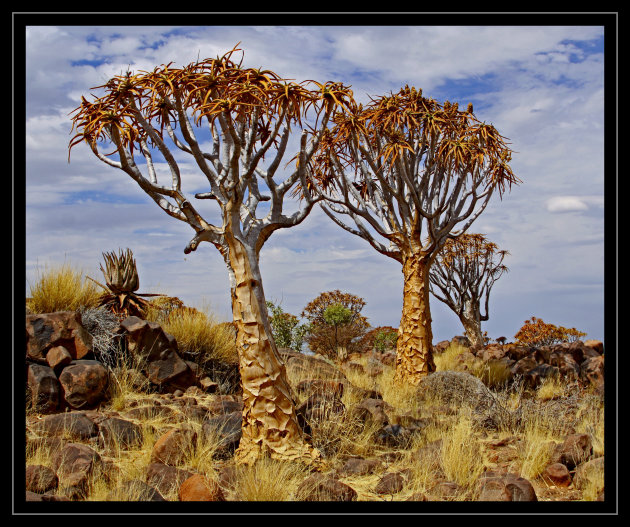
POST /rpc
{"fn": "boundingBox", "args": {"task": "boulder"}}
[46,345,73,372]
[548,351,581,381]
[296,379,345,399]
[107,479,166,501]
[30,411,98,441]
[552,433,593,470]
[573,456,605,490]
[543,463,572,487]
[26,311,93,362]
[477,471,537,501]
[296,473,357,501]
[120,316,195,391]
[150,425,197,466]
[374,472,405,495]
[337,457,382,477]
[350,397,394,426]
[146,463,195,496]
[98,417,143,450]
[523,363,560,389]
[295,392,345,423]
[26,363,60,413]
[58,360,109,409]
[583,340,604,355]
[25,465,58,494]
[201,411,242,458]
[51,442,101,478]
[178,474,225,501]
[580,355,604,390]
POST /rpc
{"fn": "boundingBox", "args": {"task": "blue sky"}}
[22,19,612,343]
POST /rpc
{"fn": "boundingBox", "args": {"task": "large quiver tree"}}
[310,86,519,385]
[68,45,353,464]
[429,233,509,349]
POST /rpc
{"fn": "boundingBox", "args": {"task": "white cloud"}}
[546,196,590,212]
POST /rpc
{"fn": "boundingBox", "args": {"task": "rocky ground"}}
[23,310,606,504]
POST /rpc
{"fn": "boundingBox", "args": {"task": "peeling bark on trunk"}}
[460,299,485,350]
[226,235,320,466]
[394,252,436,385]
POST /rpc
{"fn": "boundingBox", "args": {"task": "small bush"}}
[266,301,309,352]
[514,317,587,347]
[27,261,101,314]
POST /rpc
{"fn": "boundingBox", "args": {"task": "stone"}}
[51,442,101,478]
[31,412,98,441]
[296,392,345,423]
[98,417,143,450]
[296,473,357,501]
[58,360,109,409]
[548,351,581,380]
[351,397,394,426]
[178,474,225,501]
[26,363,60,413]
[25,465,58,493]
[199,377,219,393]
[150,425,197,466]
[375,424,414,448]
[477,472,537,501]
[416,371,497,414]
[337,457,382,477]
[580,355,604,390]
[375,472,405,494]
[26,311,93,362]
[543,463,572,487]
[201,411,242,458]
[46,345,73,371]
[573,456,605,490]
[108,479,166,501]
[523,363,560,389]
[146,463,195,496]
[120,316,195,391]
[583,340,604,355]
[552,433,592,470]
[478,344,507,362]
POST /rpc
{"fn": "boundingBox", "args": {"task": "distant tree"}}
[266,301,310,352]
[310,86,519,384]
[301,290,370,360]
[514,317,587,347]
[68,45,354,465]
[429,233,509,349]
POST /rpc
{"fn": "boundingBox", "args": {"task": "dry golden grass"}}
[517,414,558,480]
[536,375,567,401]
[146,301,238,365]
[438,412,486,492]
[433,343,469,371]
[26,262,101,314]
[231,457,311,501]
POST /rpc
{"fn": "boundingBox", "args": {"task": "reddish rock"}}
[584,340,604,355]
[543,463,572,487]
[25,465,58,493]
[338,457,382,476]
[581,355,604,390]
[51,442,101,478]
[552,434,593,470]
[510,353,539,377]
[375,472,405,494]
[574,456,605,490]
[296,473,357,501]
[150,425,197,466]
[26,311,93,362]
[120,316,195,391]
[548,351,581,380]
[478,344,507,362]
[108,479,166,501]
[178,474,225,501]
[26,363,60,413]
[146,463,195,496]
[31,411,98,440]
[98,417,143,450]
[58,360,109,409]
[46,345,73,371]
[477,472,537,501]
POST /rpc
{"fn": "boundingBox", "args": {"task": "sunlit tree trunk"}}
[225,233,320,464]
[394,251,436,384]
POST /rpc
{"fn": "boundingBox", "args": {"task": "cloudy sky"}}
[21,16,612,343]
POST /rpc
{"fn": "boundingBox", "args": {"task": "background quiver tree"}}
[68,44,355,465]
[301,290,370,361]
[308,86,519,384]
[514,317,587,347]
[88,248,164,320]
[429,233,509,350]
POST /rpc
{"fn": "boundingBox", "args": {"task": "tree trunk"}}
[226,236,320,466]
[394,251,436,385]
[460,299,485,350]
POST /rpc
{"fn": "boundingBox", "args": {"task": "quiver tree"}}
[68,45,354,465]
[429,233,509,349]
[310,86,519,384]
[301,290,370,360]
